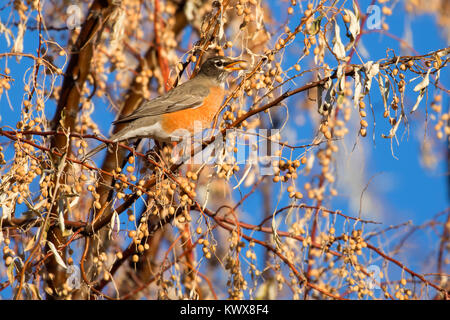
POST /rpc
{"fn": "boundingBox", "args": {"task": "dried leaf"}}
[337,64,346,91]
[413,68,431,92]
[110,210,116,232]
[12,22,26,57]
[33,198,47,211]
[410,89,426,113]
[378,74,390,110]
[382,114,403,138]
[109,8,125,53]
[58,198,65,234]
[354,67,362,108]
[0,176,19,220]
[47,241,67,269]
[317,82,324,111]
[366,61,380,78]
[109,210,120,238]
[344,7,360,45]
[436,71,442,86]
[410,68,431,113]
[363,61,379,92]
[307,15,323,36]
[7,261,15,284]
[24,235,36,252]
[332,22,346,60]
[115,210,120,234]
[271,216,282,249]
[318,84,334,116]
[69,196,79,209]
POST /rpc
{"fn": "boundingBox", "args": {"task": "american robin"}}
[84,56,246,159]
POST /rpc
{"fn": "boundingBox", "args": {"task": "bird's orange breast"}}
[161,86,225,134]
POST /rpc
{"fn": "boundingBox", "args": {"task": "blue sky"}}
[232,0,449,285]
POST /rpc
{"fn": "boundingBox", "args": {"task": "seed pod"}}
[360,128,367,137]
[295,192,303,199]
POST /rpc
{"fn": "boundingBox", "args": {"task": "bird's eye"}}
[215,60,223,67]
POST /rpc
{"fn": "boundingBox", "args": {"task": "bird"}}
[84,56,246,159]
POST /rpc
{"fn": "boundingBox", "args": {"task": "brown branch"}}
[45,0,118,298]
[154,0,171,91]
[366,243,449,299]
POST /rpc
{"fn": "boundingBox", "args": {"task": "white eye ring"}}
[215,60,223,67]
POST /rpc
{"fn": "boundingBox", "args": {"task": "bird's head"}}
[198,56,247,83]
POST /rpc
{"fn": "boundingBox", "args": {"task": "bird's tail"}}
[83,142,108,160]
[82,126,128,161]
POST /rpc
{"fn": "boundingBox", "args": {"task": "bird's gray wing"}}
[113,80,210,125]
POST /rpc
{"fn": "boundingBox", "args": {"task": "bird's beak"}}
[224,60,247,71]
